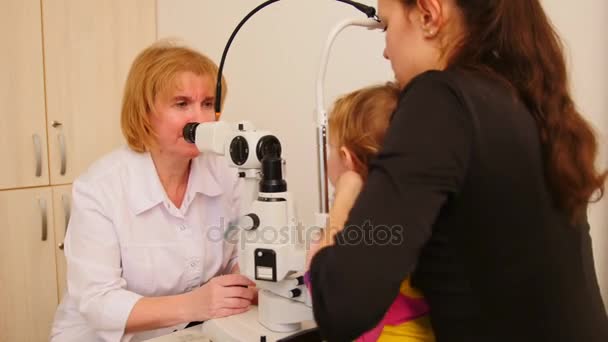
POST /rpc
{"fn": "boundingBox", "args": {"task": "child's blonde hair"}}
[328,82,400,178]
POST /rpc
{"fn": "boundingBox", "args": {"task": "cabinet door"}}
[0,0,50,189]
[42,0,156,184]
[0,187,58,342]
[52,185,72,300]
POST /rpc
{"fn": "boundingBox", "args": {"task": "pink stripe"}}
[357,293,430,342]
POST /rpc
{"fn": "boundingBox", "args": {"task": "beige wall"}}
[542,0,608,309]
[157,0,391,224]
[158,0,607,308]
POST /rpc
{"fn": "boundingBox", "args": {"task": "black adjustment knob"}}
[246,213,260,231]
[229,136,249,166]
[290,288,302,298]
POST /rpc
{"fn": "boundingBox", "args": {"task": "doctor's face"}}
[150,71,216,159]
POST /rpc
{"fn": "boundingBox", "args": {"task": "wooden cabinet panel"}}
[0,0,49,189]
[42,0,157,184]
[0,188,58,341]
[52,185,72,300]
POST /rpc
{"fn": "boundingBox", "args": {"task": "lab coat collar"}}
[126,150,223,215]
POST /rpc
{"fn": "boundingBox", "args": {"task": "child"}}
[308,83,435,342]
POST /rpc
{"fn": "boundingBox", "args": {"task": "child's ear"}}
[340,146,359,172]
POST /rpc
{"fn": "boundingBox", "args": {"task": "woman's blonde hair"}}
[121,41,228,152]
[328,83,400,178]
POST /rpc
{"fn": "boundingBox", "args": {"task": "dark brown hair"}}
[403,0,606,222]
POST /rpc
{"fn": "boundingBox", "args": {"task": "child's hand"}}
[326,171,364,243]
[334,170,364,202]
[307,171,365,268]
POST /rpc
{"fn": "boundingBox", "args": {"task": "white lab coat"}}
[50,146,243,342]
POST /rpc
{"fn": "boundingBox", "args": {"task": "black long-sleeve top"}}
[309,69,608,341]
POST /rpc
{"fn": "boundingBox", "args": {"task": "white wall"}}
[157,0,392,225]
[158,0,607,308]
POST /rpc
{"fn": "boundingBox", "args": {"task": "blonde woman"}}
[51,42,255,342]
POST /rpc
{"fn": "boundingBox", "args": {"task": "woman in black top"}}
[307,0,608,341]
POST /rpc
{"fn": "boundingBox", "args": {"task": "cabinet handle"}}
[33,134,42,177]
[62,194,70,234]
[39,198,48,241]
[58,194,71,250]
[58,133,67,176]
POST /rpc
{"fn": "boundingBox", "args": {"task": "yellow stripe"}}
[376,316,435,342]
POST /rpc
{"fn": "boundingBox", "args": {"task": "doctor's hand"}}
[183,274,256,321]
